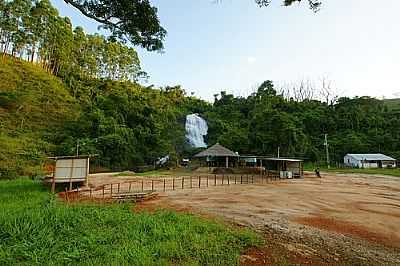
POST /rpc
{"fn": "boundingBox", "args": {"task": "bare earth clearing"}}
[88,172,400,265]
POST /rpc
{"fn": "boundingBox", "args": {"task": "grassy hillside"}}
[0,179,259,265]
[383,98,400,111]
[0,57,78,178]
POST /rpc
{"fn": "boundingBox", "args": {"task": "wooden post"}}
[214,175,217,186]
[207,176,209,187]
[222,174,224,185]
[173,178,175,190]
[182,177,184,189]
[117,183,120,193]
[235,175,237,184]
[151,180,154,191]
[51,170,56,193]
[228,175,230,185]
[89,188,92,198]
[198,176,201,188]
[129,182,132,192]
[111,184,113,195]
[65,187,69,202]
[190,176,192,189]
[163,179,166,192]
[86,157,90,187]
[102,186,105,199]
[241,175,243,184]
[69,158,75,191]
[142,180,144,191]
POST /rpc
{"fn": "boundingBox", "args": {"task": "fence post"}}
[235,175,237,184]
[207,176,209,187]
[129,182,132,192]
[228,176,230,185]
[214,175,217,186]
[65,188,69,203]
[182,177,184,189]
[111,184,113,195]
[89,188,92,198]
[252,175,254,184]
[173,178,175,190]
[190,176,192,189]
[222,175,224,185]
[142,180,144,191]
[152,180,154,191]
[118,183,120,193]
[102,186,105,199]
[199,176,201,188]
[241,175,243,184]
[163,179,166,192]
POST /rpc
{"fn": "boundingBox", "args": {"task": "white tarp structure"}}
[47,155,91,192]
[54,158,89,182]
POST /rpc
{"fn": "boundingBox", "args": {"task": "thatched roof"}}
[193,143,238,158]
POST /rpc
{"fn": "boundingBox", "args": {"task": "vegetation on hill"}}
[0,57,78,178]
[205,82,400,163]
[383,98,400,111]
[0,179,259,265]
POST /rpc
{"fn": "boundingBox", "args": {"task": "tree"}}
[255,0,321,11]
[63,0,166,51]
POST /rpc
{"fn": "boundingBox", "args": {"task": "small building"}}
[193,143,239,168]
[344,153,396,168]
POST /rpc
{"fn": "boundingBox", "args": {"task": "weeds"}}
[0,179,259,265]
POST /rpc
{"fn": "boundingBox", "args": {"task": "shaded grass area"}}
[324,167,400,177]
[0,179,259,265]
[129,169,193,177]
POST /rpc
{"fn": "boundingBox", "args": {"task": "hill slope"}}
[0,57,78,178]
[383,98,400,111]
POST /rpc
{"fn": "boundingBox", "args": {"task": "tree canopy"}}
[63,0,166,51]
[63,0,322,52]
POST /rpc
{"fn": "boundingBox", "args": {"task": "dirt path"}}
[133,173,400,265]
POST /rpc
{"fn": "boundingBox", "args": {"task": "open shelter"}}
[193,143,239,168]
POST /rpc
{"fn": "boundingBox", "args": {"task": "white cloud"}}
[246,56,256,64]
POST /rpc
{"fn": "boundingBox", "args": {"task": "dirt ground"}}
[88,172,400,265]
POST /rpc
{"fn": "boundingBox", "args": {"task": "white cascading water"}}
[185,114,208,148]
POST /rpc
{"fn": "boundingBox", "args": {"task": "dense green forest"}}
[1,0,400,178]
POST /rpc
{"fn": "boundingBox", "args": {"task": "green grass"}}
[0,179,259,265]
[324,167,400,177]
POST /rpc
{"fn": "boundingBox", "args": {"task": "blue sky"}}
[52,0,400,101]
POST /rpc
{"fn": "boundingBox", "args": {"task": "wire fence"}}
[63,172,300,202]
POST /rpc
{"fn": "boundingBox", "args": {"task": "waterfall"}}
[185,114,208,148]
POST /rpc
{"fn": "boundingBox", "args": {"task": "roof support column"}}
[226,156,229,168]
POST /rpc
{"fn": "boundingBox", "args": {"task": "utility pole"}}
[324,134,330,169]
[76,139,79,156]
